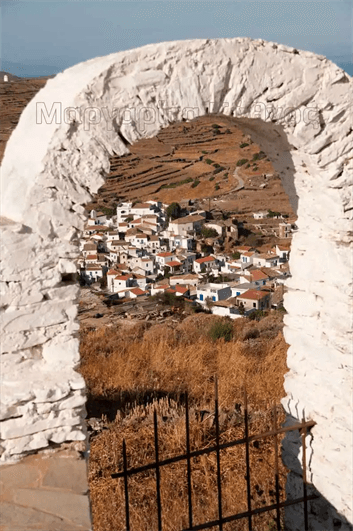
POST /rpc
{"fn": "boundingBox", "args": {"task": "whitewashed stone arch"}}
[1,38,352,530]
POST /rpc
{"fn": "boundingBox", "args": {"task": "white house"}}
[155,252,175,270]
[253,211,268,220]
[236,289,271,310]
[193,255,217,274]
[211,300,242,319]
[85,265,103,282]
[240,251,258,266]
[138,256,155,275]
[107,269,121,291]
[170,274,199,287]
[253,254,279,268]
[275,244,290,262]
[146,235,163,254]
[112,274,133,294]
[168,214,205,237]
[82,242,98,257]
[197,283,231,304]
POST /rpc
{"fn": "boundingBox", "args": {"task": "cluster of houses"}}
[78,200,291,318]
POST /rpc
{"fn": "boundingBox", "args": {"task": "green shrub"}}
[213,167,223,175]
[240,142,249,148]
[236,159,249,167]
[209,176,215,181]
[205,159,213,165]
[208,320,233,342]
[166,202,181,220]
[246,164,251,168]
[161,177,193,189]
[201,227,219,238]
[225,129,232,134]
[252,151,266,162]
[215,184,220,191]
[232,251,241,260]
[213,163,220,168]
[212,124,221,129]
[191,179,200,188]
[248,310,267,321]
[202,150,208,154]
[253,166,258,171]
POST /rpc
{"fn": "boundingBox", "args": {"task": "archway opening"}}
[79,113,296,530]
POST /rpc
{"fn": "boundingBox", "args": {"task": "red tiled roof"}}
[107,269,120,275]
[195,256,215,264]
[238,290,269,300]
[115,275,131,281]
[166,261,182,267]
[175,285,188,294]
[157,252,173,257]
[133,203,152,209]
[251,270,269,281]
[86,254,98,260]
[131,288,146,296]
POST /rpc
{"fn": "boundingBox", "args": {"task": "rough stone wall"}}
[1,38,352,530]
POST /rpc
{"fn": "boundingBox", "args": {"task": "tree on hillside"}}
[166,202,181,220]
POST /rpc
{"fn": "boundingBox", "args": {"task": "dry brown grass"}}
[79,312,288,531]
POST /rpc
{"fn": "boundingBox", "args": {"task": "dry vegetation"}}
[79,312,289,531]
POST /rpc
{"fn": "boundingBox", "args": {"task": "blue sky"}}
[1,0,352,77]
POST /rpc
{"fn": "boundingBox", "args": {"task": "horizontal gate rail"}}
[112,379,318,531]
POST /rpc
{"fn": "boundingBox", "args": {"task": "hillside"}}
[0,78,295,223]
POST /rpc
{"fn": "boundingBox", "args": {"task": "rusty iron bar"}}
[154,409,163,531]
[214,377,223,530]
[273,404,281,531]
[185,392,193,529]
[181,494,319,531]
[301,415,309,531]
[112,419,316,479]
[122,439,130,531]
[244,389,252,531]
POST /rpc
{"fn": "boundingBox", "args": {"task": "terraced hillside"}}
[0,78,295,219]
[88,116,295,218]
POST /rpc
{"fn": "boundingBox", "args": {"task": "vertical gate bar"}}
[215,377,223,530]
[185,392,193,529]
[154,409,163,531]
[273,405,281,531]
[244,389,252,531]
[122,439,130,531]
[301,416,309,531]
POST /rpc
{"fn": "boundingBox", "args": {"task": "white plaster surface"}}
[0,38,352,528]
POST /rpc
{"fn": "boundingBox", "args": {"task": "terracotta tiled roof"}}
[175,285,188,294]
[157,252,173,257]
[86,254,98,260]
[238,290,269,300]
[195,256,215,264]
[251,270,269,281]
[131,288,146,296]
[166,261,182,267]
[107,269,120,275]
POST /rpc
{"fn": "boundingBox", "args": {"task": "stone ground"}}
[0,444,92,531]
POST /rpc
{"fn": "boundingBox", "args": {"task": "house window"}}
[200,294,204,301]
[212,296,216,302]
[253,303,256,308]
[236,292,240,296]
